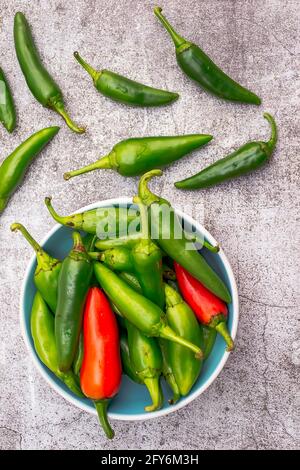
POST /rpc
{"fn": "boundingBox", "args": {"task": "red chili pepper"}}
[174,262,234,351]
[80,287,121,439]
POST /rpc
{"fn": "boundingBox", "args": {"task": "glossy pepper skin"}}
[55,232,93,372]
[74,51,179,107]
[89,247,134,273]
[11,223,61,313]
[131,196,165,309]
[94,262,203,358]
[45,197,139,236]
[80,287,121,439]
[64,133,212,180]
[14,12,84,134]
[0,126,59,215]
[120,331,142,384]
[159,339,180,404]
[165,284,204,396]
[138,169,231,303]
[126,320,163,412]
[154,7,261,105]
[175,113,277,190]
[31,292,84,398]
[174,262,234,351]
[202,325,217,360]
[0,67,16,132]
[73,332,84,376]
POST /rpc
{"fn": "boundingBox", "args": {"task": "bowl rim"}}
[20,196,239,421]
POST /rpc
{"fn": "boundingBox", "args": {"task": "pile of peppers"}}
[12,170,234,439]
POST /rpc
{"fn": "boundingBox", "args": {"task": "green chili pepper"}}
[154,7,261,105]
[31,292,84,397]
[93,262,203,358]
[89,247,134,273]
[126,320,163,411]
[45,197,139,236]
[138,170,231,303]
[120,331,142,384]
[0,126,59,215]
[74,51,179,107]
[0,67,16,132]
[64,133,212,180]
[56,232,93,372]
[119,271,142,293]
[164,283,203,396]
[159,339,180,405]
[131,196,165,309]
[11,223,61,313]
[202,325,217,360]
[14,12,84,134]
[175,113,277,190]
[73,332,84,376]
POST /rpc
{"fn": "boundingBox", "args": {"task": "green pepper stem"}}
[64,155,111,180]
[10,222,53,269]
[44,197,68,225]
[215,321,234,352]
[74,51,101,82]
[160,324,203,359]
[88,252,103,260]
[263,113,277,153]
[144,377,163,412]
[72,231,85,251]
[138,169,163,207]
[94,400,114,439]
[54,102,85,134]
[154,7,187,49]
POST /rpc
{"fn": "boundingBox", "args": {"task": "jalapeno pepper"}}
[154,7,261,105]
[159,339,180,404]
[164,283,204,396]
[80,287,121,439]
[0,67,16,133]
[175,113,277,189]
[74,51,179,107]
[126,320,163,412]
[31,292,84,398]
[120,330,142,384]
[0,126,59,215]
[93,262,203,358]
[11,223,61,313]
[137,170,231,303]
[45,197,139,236]
[56,232,93,372]
[174,262,234,351]
[131,196,165,309]
[14,12,84,134]
[64,133,212,180]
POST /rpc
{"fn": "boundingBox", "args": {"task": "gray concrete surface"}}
[0,0,299,450]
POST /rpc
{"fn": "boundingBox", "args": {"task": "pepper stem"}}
[10,222,53,269]
[74,51,101,82]
[94,400,114,439]
[64,155,112,180]
[132,196,149,240]
[160,324,203,359]
[144,377,163,412]
[53,102,85,134]
[215,322,234,352]
[72,231,85,251]
[154,7,187,49]
[264,113,277,153]
[138,169,163,207]
[44,197,68,225]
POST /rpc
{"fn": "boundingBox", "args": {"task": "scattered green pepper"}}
[175,113,277,190]
[74,51,179,107]
[64,133,212,180]
[14,12,84,133]
[0,126,59,215]
[154,7,261,105]
[55,232,93,372]
[11,223,61,313]
[0,67,16,132]
[31,292,84,397]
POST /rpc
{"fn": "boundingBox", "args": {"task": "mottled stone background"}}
[0,0,299,450]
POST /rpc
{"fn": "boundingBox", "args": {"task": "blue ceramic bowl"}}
[20,197,238,421]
